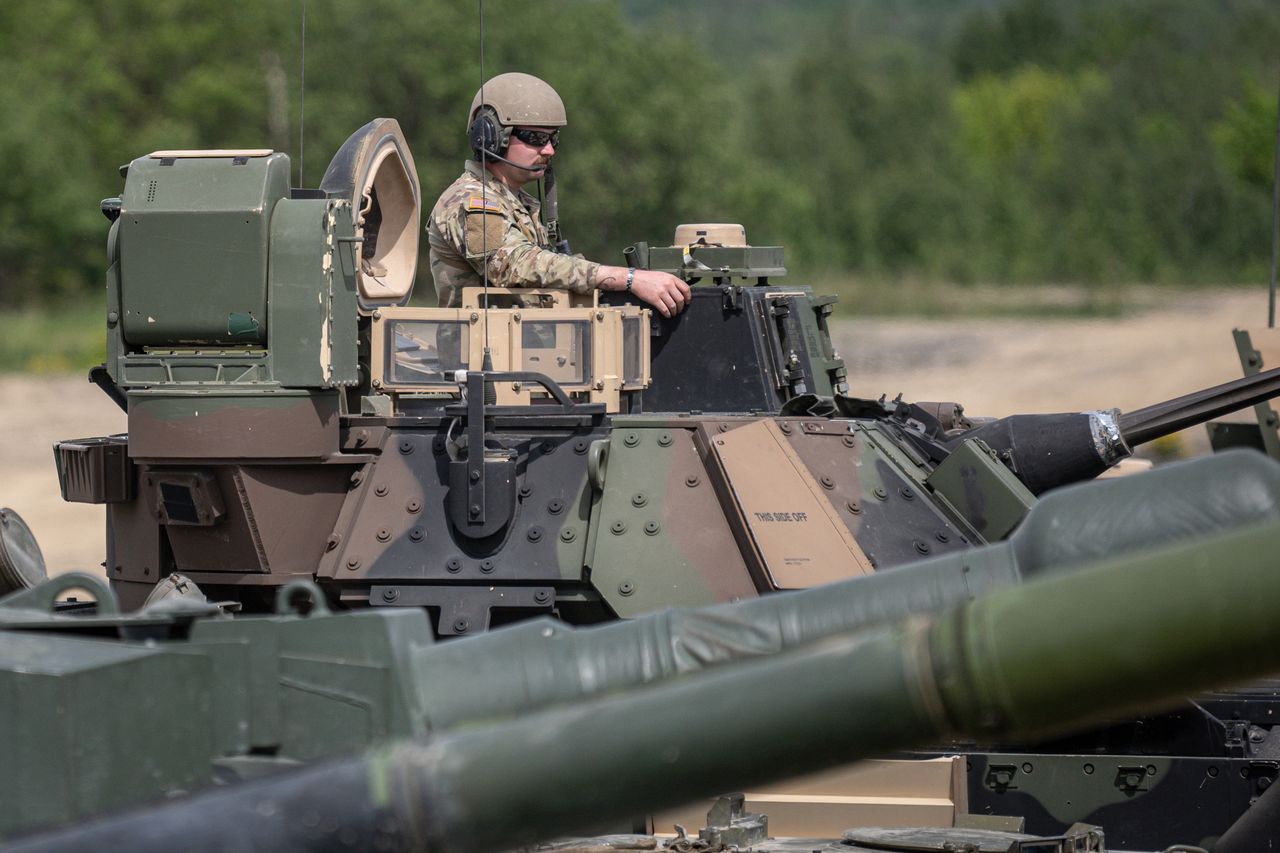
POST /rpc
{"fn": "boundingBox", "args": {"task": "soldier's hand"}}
[630,270,691,318]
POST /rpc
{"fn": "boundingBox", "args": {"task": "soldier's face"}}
[496,125,556,184]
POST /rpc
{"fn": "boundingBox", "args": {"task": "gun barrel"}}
[15,515,1280,853]
[1118,364,1280,446]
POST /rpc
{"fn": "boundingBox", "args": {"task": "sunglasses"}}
[511,128,560,148]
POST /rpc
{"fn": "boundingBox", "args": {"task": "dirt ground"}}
[0,287,1271,578]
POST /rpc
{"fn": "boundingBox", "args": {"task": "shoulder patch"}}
[465,193,503,214]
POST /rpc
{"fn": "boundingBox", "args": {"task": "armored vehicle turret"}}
[62,119,1280,624]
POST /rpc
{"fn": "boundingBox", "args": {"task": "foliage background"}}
[0,0,1277,312]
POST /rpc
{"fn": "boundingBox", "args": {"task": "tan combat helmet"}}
[468,72,567,130]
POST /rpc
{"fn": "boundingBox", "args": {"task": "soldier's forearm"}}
[595,265,630,291]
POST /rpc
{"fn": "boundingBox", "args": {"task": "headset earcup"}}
[468,108,508,156]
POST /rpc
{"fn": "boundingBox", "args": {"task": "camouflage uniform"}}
[427,160,599,307]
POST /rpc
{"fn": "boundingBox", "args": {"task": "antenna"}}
[298,0,307,187]
[1270,68,1279,328]
[478,0,492,365]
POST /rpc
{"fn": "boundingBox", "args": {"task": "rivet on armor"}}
[657,433,673,447]
[935,531,950,543]
[399,440,414,455]
[548,498,564,515]
[469,504,481,518]
[382,588,399,603]
[406,499,421,514]
[631,493,648,507]
[446,557,462,573]
[534,589,550,604]
[374,484,389,497]
[874,487,888,500]
[717,423,730,433]
[560,528,577,543]
[913,540,931,555]
[519,485,533,499]
[573,439,589,454]
[644,521,661,536]
[779,423,792,435]
[610,520,627,535]
[820,476,835,490]
[480,559,495,573]
[685,475,700,487]
[619,581,635,596]
[469,470,481,483]
[900,487,915,501]
[453,618,470,633]
[345,558,361,571]
[541,441,555,454]
[527,527,543,543]
[409,527,424,543]
[846,500,862,514]
[376,528,391,542]
[624,433,640,447]
[842,435,857,448]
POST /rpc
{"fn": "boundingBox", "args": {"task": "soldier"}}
[427,72,691,317]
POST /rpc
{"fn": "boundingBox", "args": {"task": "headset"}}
[468,106,544,172]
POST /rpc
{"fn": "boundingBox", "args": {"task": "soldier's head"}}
[467,72,565,187]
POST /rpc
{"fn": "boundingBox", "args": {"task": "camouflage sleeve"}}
[462,208,600,295]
